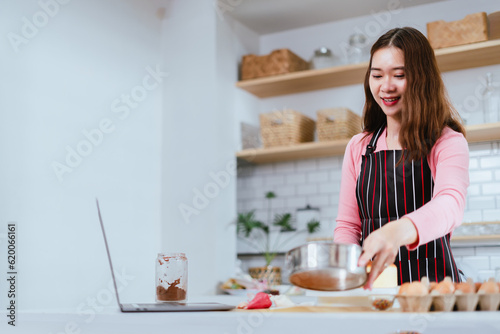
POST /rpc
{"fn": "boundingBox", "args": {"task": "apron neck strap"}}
[364,126,385,155]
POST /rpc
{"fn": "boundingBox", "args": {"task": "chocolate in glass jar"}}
[156,253,187,302]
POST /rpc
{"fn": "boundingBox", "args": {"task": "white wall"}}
[0,0,163,311]
[160,1,256,295]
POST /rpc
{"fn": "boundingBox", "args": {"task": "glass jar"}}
[482,72,500,123]
[155,253,188,303]
[311,47,336,69]
[347,33,367,64]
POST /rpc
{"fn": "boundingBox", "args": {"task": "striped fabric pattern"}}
[356,128,460,283]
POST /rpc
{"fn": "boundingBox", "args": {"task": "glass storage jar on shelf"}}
[481,72,500,123]
[310,47,337,70]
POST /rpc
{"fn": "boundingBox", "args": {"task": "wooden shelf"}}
[451,235,500,246]
[236,138,350,164]
[236,62,368,98]
[236,39,500,98]
[465,122,500,143]
[236,122,500,164]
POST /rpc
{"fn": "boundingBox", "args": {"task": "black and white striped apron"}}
[356,127,460,284]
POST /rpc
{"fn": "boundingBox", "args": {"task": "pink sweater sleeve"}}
[404,128,469,249]
[333,133,367,245]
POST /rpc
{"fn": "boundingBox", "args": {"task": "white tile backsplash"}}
[329,170,343,181]
[477,270,496,282]
[480,155,500,169]
[254,163,274,175]
[451,247,475,257]
[482,182,500,195]
[285,196,308,209]
[483,209,500,222]
[468,196,496,210]
[285,173,306,185]
[296,184,318,196]
[490,257,500,271]
[264,174,285,186]
[468,142,493,157]
[274,184,296,197]
[275,161,295,173]
[496,170,500,181]
[307,170,329,183]
[467,184,481,196]
[475,246,500,256]
[307,194,330,207]
[319,182,339,194]
[317,156,339,170]
[460,256,490,279]
[295,159,317,171]
[469,158,479,170]
[461,210,482,223]
[469,170,493,183]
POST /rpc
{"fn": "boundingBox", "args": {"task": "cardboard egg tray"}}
[396,293,500,312]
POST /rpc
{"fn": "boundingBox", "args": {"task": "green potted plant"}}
[237,191,321,286]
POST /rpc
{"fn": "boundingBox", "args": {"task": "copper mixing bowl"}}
[285,242,367,291]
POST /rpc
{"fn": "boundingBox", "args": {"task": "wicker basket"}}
[489,11,500,40]
[241,49,309,80]
[316,108,361,141]
[427,12,488,49]
[260,110,315,148]
[248,266,282,286]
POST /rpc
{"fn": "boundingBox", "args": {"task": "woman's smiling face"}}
[369,46,407,121]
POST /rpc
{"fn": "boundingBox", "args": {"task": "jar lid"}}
[349,33,367,47]
[314,47,332,57]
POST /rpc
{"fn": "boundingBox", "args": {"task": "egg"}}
[478,278,500,294]
[399,281,429,295]
[454,282,475,294]
[454,278,476,294]
[431,277,455,294]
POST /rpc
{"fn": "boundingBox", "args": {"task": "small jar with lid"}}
[311,47,337,70]
[156,253,188,303]
[346,33,368,64]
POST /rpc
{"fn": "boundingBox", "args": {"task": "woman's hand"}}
[357,217,418,289]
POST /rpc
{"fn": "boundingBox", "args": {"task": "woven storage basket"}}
[259,110,315,148]
[317,108,361,141]
[427,12,488,49]
[489,11,500,40]
[241,49,309,80]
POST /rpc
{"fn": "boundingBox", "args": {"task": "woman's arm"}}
[334,135,364,245]
[403,128,469,249]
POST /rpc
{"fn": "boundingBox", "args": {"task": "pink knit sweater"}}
[333,127,469,250]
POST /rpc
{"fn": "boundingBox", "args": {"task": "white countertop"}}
[3,295,500,334]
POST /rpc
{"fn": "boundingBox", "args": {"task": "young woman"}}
[333,27,469,289]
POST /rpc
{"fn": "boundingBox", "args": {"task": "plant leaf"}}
[265,191,276,199]
[237,211,268,237]
[273,213,294,231]
[307,219,321,233]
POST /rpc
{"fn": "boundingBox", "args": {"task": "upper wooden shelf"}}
[236,39,500,98]
[236,122,500,164]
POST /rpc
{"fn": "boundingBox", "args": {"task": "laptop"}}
[96,199,235,312]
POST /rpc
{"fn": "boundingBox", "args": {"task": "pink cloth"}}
[333,127,469,250]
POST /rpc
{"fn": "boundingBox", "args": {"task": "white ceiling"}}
[226,0,447,35]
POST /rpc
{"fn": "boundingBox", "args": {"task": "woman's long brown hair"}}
[362,27,465,162]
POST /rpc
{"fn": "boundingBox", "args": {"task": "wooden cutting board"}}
[234,296,399,312]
